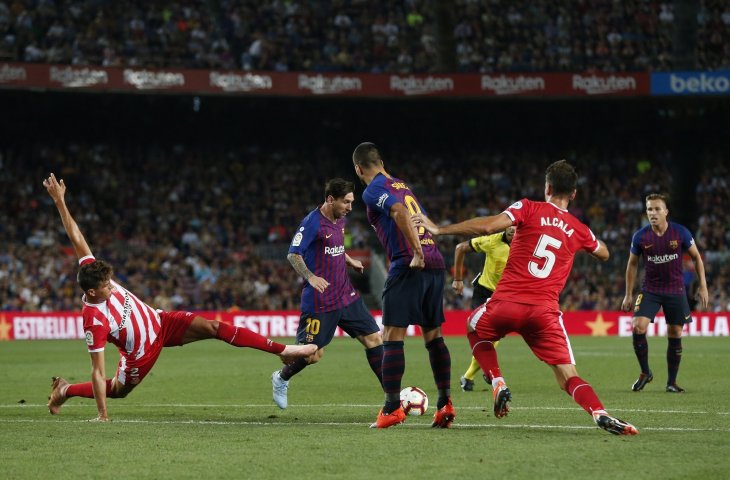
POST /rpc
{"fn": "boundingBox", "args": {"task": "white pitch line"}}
[1,403,728,416]
[0,418,728,433]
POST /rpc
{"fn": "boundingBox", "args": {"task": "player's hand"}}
[452,280,464,295]
[409,252,425,270]
[308,275,330,293]
[411,213,440,235]
[348,259,365,274]
[621,295,633,312]
[696,285,709,311]
[42,173,66,202]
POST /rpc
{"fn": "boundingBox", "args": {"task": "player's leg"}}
[370,324,408,428]
[466,299,512,417]
[631,292,661,391]
[176,313,316,361]
[273,312,336,409]
[343,299,384,385]
[664,294,691,392]
[552,364,638,435]
[460,286,489,392]
[49,358,147,414]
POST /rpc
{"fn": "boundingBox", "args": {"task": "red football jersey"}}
[79,255,162,361]
[491,199,600,307]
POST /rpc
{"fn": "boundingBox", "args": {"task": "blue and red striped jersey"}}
[362,173,445,275]
[630,222,695,295]
[289,208,359,313]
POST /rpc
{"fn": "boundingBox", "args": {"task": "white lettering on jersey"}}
[324,245,345,256]
[376,193,389,208]
[540,216,574,237]
[647,253,679,264]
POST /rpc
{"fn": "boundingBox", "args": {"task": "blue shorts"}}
[382,269,445,328]
[633,291,692,325]
[297,298,380,348]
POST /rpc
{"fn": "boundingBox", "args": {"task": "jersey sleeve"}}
[288,215,318,256]
[629,230,642,255]
[581,227,601,254]
[363,183,398,214]
[502,198,531,226]
[679,225,695,250]
[82,310,109,353]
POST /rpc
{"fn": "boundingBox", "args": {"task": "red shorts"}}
[115,311,196,385]
[468,298,575,366]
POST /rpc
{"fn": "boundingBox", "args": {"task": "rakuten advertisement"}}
[1,311,728,341]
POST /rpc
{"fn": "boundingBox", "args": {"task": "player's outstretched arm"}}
[590,239,610,262]
[43,173,93,260]
[413,212,512,238]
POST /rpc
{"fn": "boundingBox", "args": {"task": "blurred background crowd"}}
[1,0,728,72]
[1,1,728,315]
[2,143,728,313]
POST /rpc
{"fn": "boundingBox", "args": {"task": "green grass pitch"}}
[1,336,729,479]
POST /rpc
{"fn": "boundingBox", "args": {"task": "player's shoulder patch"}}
[291,232,303,247]
[508,200,524,210]
[376,192,389,208]
[85,330,94,346]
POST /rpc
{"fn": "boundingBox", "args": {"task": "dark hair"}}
[77,260,113,291]
[545,159,578,196]
[645,193,668,207]
[352,142,382,168]
[325,178,355,199]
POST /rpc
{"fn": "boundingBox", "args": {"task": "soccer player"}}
[271,178,383,409]
[352,142,455,429]
[413,160,639,436]
[42,173,316,421]
[453,226,515,392]
[621,193,709,393]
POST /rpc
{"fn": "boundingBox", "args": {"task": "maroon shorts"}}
[468,298,575,366]
[115,311,196,385]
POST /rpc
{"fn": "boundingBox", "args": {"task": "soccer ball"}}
[399,386,428,416]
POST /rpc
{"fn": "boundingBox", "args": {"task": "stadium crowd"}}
[1,143,728,313]
[1,0,728,72]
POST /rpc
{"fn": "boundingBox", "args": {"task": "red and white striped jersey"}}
[80,256,162,361]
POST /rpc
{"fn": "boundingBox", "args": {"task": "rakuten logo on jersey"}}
[124,69,185,90]
[572,74,637,95]
[481,75,545,95]
[210,72,273,92]
[670,73,730,94]
[324,245,345,256]
[0,63,27,83]
[298,74,362,94]
[50,66,108,87]
[647,253,679,264]
[390,75,454,95]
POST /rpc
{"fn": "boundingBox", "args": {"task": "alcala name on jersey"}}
[540,216,574,237]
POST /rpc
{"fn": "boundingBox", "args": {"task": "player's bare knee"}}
[306,348,324,364]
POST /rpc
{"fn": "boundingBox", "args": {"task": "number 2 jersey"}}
[79,255,162,361]
[491,199,601,308]
[362,173,445,274]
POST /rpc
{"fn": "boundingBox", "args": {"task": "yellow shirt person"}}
[452,227,515,391]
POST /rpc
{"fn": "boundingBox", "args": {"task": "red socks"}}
[565,376,604,415]
[467,331,501,380]
[215,322,285,354]
[66,379,113,398]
